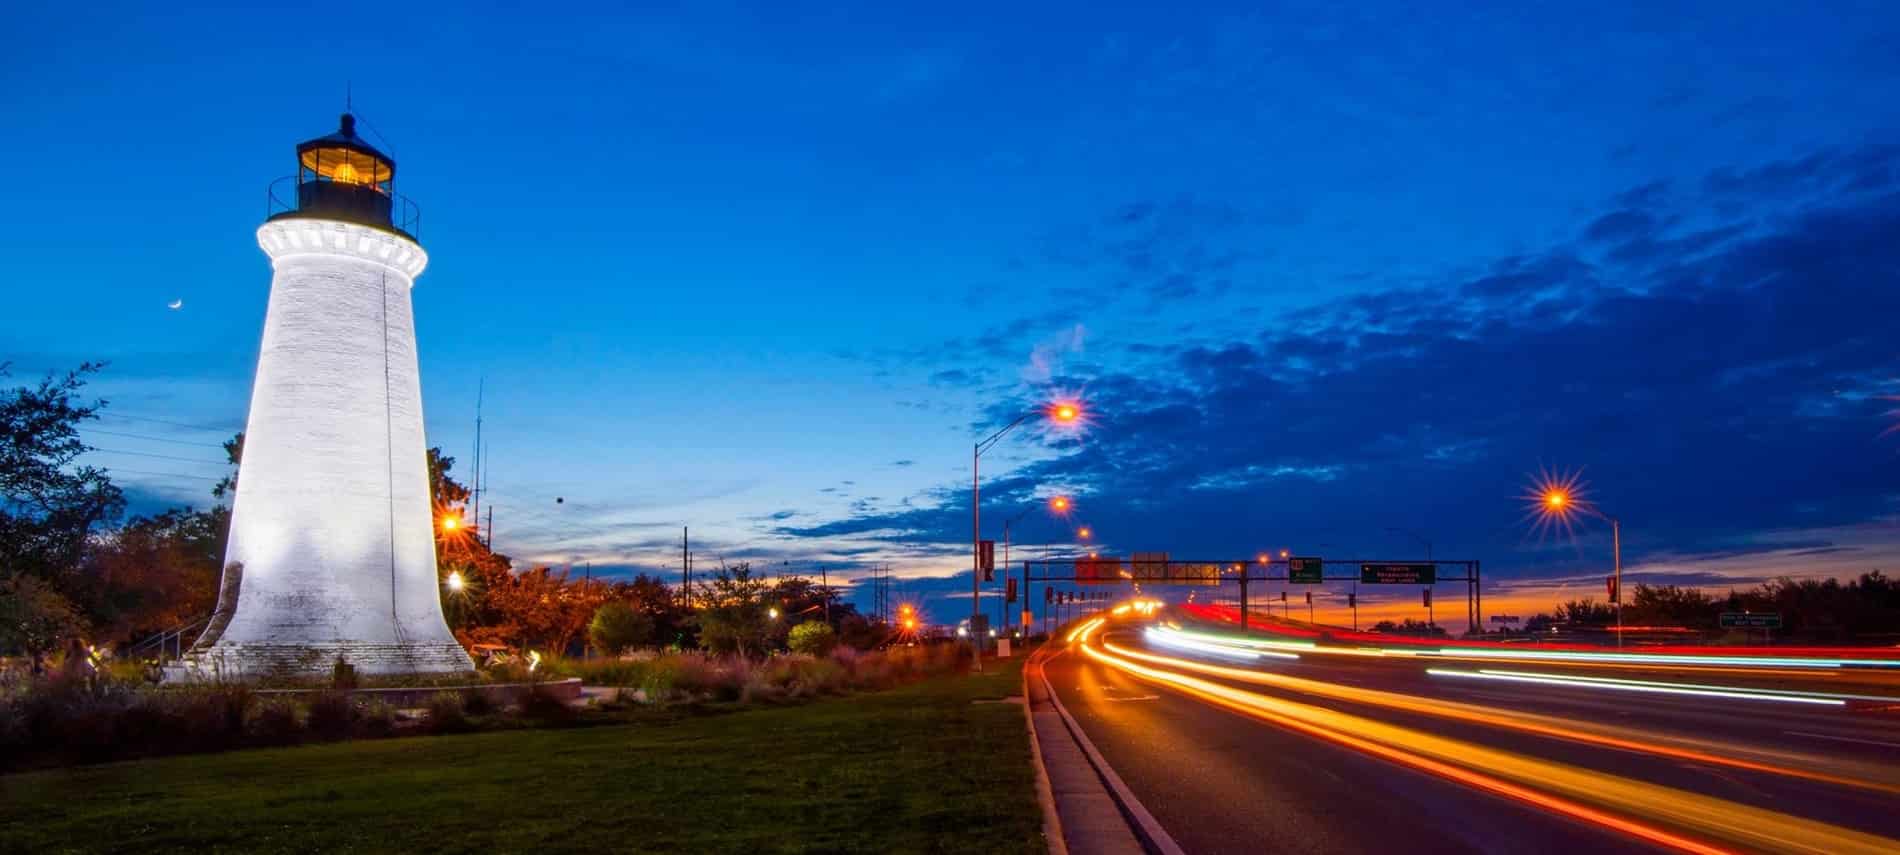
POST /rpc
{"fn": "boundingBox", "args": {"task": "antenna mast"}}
[471,379,484,527]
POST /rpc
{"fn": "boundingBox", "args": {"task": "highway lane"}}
[1043,618,1900,854]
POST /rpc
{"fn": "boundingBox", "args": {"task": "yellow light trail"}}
[1070,626,1900,853]
[1099,639,1900,797]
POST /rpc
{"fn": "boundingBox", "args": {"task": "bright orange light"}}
[1050,496,1072,514]
[1078,526,1092,539]
[1524,467,1594,543]
[445,571,465,592]
[1279,549,1289,559]
[1050,402,1080,423]
[903,618,917,630]
[441,515,460,531]
[899,603,914,615]
[1257,553,1269,564]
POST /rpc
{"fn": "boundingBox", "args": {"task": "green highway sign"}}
[1360,562,1436,585]
[1719,611,1782,629]
[1289,556,1324,584]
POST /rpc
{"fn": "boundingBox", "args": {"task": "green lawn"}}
[0,660,1041,854]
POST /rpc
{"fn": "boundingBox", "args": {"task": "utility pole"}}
[470,379,483,527]
[681,526,690,607]
[821,565,831,624]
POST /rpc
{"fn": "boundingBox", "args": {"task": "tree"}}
[1626,584,1718,630]
[211,432,244,500]
[0,363,124,585]
[695,563,772,657]
[76,506,226,644]
[787,621,837,656]
[1369,618,1449,638]
[0,574,85,667]
[1557,599,1616,626]
[427,447,470,510]
[456,564,604,654]
[614,573,692,648]
[589,601,653,655]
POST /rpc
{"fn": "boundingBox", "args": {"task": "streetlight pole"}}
[972,413,1030,673]
[1538,486,1625,649]
[1612,516,1622,649]
[971,403,1082,670]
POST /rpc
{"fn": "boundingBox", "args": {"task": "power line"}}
[97,466,222,483]
[87,428,227,448]
[95,412,241,434]
[87,447,229,466]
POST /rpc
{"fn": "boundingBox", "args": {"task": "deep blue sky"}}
[6,2,1899,625]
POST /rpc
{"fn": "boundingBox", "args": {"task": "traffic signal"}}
[1606,574,1618,604]
[1305,591,1312,605]
[1423,589,1433,607]
[1006,578,1017,603]
[979,540,995,581]
[1347,593,1357,608]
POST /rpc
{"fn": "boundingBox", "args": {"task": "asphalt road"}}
[1042,620,1900,854]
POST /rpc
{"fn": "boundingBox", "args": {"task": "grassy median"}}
[0,657,1040,854]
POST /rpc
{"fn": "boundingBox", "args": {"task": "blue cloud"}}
[782,146,1900,589]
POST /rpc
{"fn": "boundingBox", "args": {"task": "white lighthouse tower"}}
[185,113,472,676]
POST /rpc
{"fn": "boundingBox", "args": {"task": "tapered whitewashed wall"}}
[185,218,472,676]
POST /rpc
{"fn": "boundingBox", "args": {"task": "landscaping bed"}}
[0,658,1042,854]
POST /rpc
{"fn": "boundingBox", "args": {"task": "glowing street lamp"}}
[1077,526,1093,540]
[440,514,460,532]
[445,571,465,593]
[1528,470,1625,647]
[768,607,780,620]
[1049,496,1072,514]
[972,398,1088,671]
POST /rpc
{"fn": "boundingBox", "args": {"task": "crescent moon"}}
[167,299,184,310]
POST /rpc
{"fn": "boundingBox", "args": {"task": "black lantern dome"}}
[267,113,418,239]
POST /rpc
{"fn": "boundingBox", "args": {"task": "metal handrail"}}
[265,175,422,237]
[127,614,209,663]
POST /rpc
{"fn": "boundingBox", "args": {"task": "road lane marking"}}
[1104,640,1900,797]
[1782,731,1900,750]
[1084,639,1900,855]
[1427,668,1846,706]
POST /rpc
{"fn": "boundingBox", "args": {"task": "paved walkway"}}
[1025,646,1147,855]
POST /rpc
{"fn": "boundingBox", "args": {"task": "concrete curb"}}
[1021,648,1071,855]
[1037,645,1188,855]
[1025,641,1185,855]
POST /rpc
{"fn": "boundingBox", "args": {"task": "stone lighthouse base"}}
[167,641,473,683]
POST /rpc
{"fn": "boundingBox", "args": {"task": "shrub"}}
[331,657,359,691]
[306,691,355,741]
[249,698,304,745]
[787,622,837,656]
[638,657,682,700]
[353,699,396,738]
[460,688,495,716]
[589,602,654,655]
[172,684,253,752]
[424,692,470,734]
[519,684,575,722]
